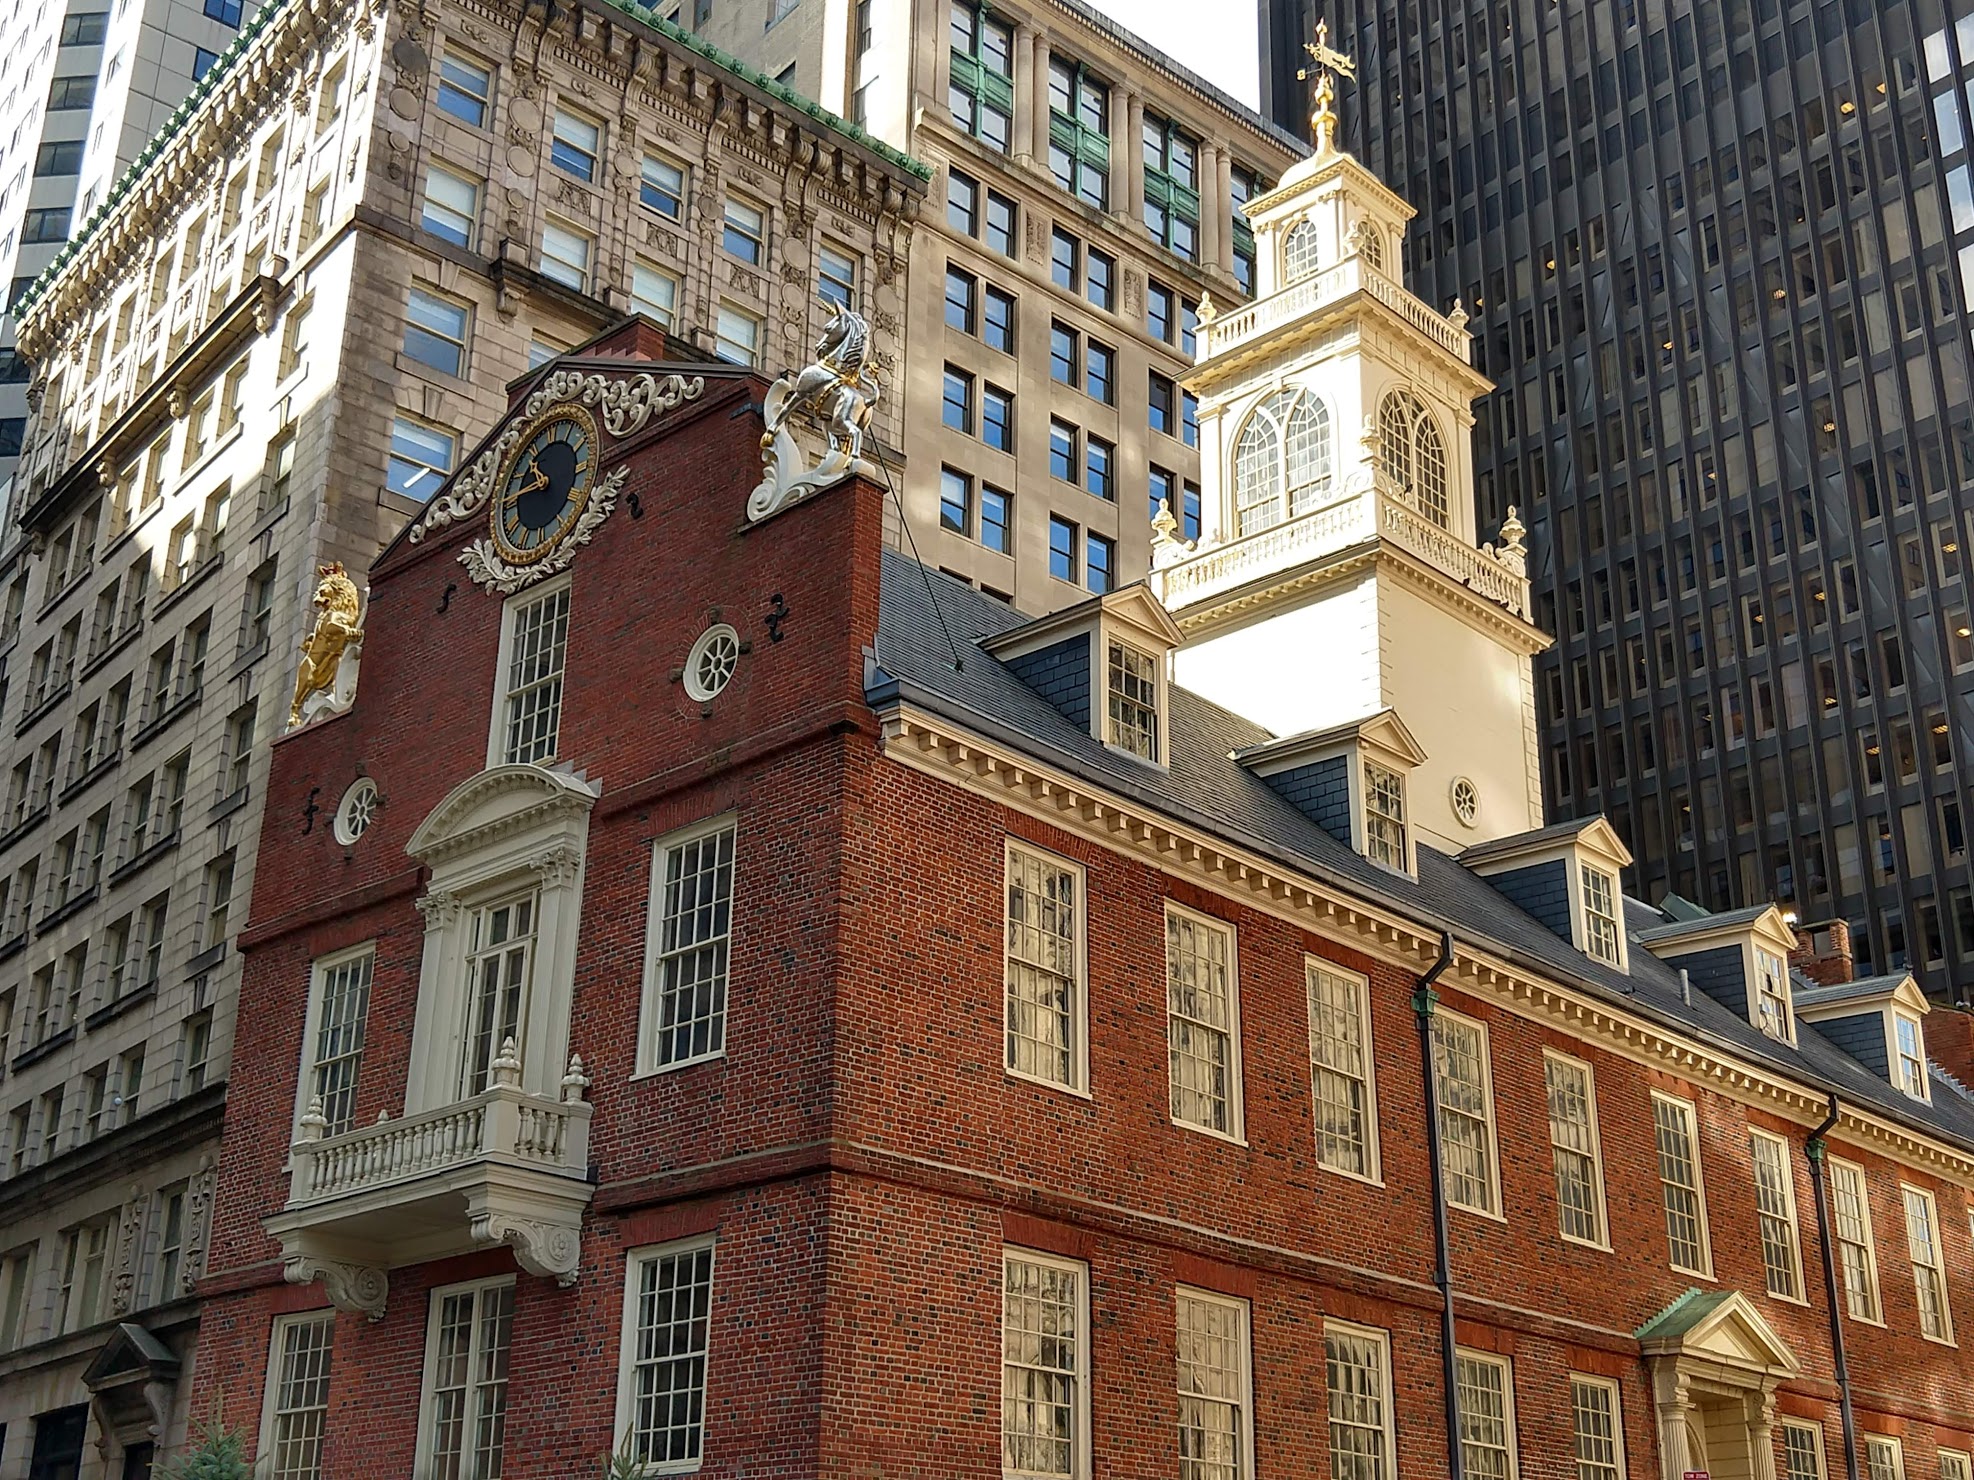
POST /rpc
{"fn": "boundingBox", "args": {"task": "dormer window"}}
[1363,761,1406,871]
[1579,865,1622,966]
[1754,947,1793,1041]
[1105,640,1160,761]
[1893,1012,1928,1099]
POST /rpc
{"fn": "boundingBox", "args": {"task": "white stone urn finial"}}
[561,1052,593,1104]
[491,1036,523,1089]
[298,1097,327,1143]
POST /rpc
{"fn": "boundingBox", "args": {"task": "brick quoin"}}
[193,329,1974,1479]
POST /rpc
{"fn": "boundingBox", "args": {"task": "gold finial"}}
[1296,18,1356,155]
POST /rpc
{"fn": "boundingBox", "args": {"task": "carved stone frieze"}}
[180,1157,217,1295]
[110,1192,144,1316]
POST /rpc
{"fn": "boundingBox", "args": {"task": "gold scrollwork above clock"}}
[459,404,627,595]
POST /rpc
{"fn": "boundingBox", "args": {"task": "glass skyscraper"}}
[1260,0,1974,995]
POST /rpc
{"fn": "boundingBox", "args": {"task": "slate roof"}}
[1454,816,1607,864]
[868,552,1974,1155]
[1631,903,1779,944]
[1794,974,1916,1011]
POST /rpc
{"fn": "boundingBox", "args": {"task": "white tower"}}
[1150,79,1550,856]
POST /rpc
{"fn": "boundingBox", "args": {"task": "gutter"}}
[1806,1094,1861,1480]
[1412,930,1465,1480]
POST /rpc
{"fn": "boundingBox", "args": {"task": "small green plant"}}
[604,1425,644,1480]
[155,1416,250,1480]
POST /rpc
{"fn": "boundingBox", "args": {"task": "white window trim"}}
[486,571,574,770]
[1866,1436,1907,1480]
[1322,1317,1396,1480]
[258,1309,335,1480]
[1542,1049,1610,1251]
[1745,940,1797,1045]
[1940,1450,1971,1480]
[1452,1348,1519,1480]
[1569,861,1627,970]
[1003,1245,1091,1480]
[1354,756,1413,877]
[290,941,376,1144]
[1827,1155,1885,1328]
[1780,1420,1828,1480]
[1164,900,1245,1144]
[1569,1373,1627,1480]
[634,813,737,1078]
[1749,1127,1808,1305]
[1887,1008,1931,1102]
[1002,839,1089,1098]
[1306,955,1382,1185]
[1173,1286,1254,1480]
[414,1273,515,1476]
[1096,621,1169,767]
[1431,1004,1504,1222]
[614,1235,717,1476]
[1650,1090,1714,1279]
[1900,1182,1956,1346]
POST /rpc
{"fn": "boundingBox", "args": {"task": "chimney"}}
[1789,918,1854,987]
[1925,1004,1974,1091]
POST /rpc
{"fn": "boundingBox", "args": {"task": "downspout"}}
[1413,930,1465,1480]
[1806,1093,1861,1480]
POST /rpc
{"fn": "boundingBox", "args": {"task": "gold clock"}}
[490,408,598,566]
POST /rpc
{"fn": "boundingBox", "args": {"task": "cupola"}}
[1460,818,1634,971]
[1235,708,1426,877]
[983,585,1183,767]
[1796,974,1934,1102]
[1633,902,1801,1044]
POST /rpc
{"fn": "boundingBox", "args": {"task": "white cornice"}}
[873,701,1974,1186]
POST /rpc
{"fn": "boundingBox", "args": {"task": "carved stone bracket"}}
[470,1211,582,1287]
[284,1253,389,1320]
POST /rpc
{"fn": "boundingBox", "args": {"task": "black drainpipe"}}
[1413,930,1464,1480]
[1806,1093,1861,1480]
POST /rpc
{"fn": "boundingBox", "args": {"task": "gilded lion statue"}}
[289,562,365,727]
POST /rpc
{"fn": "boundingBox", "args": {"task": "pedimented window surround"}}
[1460,818,1635,973]
[1634,906,1801,1046]
[403,764,599,1111]
[1236,707,1427,879]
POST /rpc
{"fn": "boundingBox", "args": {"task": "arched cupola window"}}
[1233,388,1334,536]
[1284,219,1320,282]
[1377,389,1448,529]
[1360,226,1385,270]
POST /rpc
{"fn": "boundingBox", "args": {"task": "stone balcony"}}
[1198,255,1473,364]
[1152,477,1531,621]
[264,1041,594,1319]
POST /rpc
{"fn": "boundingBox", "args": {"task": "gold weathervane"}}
[1296,19,1356,153]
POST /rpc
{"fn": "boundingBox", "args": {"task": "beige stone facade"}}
[676,0,1307,612]
[0,0,919,1469]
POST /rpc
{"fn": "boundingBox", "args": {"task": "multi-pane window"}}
[630,262,678,327]
[985,285,1016,352]
[1377,390,1449,527]
[1902,1185,1953,1341]
[265,1313,334,1480]
[1893,1013,1928,1099]
[722,199,764,264]
[153,1183,187,1304]
[1324,1323,1392,1480]
[1454,1353,1515,1480]
[1233,388,1333,532]
[1750,1130,1804,1300]
[1142,113,1200,259]
[1307,960,1377,1178]
[461,894,537,1096]
[1940,1451,1971,1480]
[499,583,570,765]
[643,822,736,1071]
[386,416,457,504]
[1545,1053,1605,1245]
[639,154,685,218]
[948,1,1013,150]
[1829,1159,1882,1322]
[1175,1291,1250,1480]
[1048,517,1077,583]
[437,55,492,127]
[538,221,593,291]
[984,384,1015,452]
[404,288,469,377]
[1579,866,1621,965]
[1105,641,1158,761]
[305,948,373,1137]
[0,1244,35,1353]
[940,468,973,534]
[1003,1250,1086,1479]
[1166,907,1239,1136]
[421,166,479,248]
[1005,845,1083,1089]
[1047,59,1110,208]
[1782,1422,1826,1480]
[818,245,857,309]
[1866,1438,1906,1480]
[981,486,1011,554]
[1652,1093,1711,1275]
[1570,1377,1623,1480]
[57,1220,111,1333]
[1430,1011,1498,1214]
[986,189,1018,255]
[1362,761,1406,871]
[420,1277,514,1480]
[947,169,979,234]
[550,109,600,181]
[714,306,762,367]
[620,1239,715,1470]
[943,366,975,433]
[946,266,977,333]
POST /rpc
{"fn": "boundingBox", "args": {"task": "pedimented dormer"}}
[984,585,1183,767]
[1797,974,1935,1102]
[1634,903,1801,1045]
[1461,818,1635,973]
[1236,708,1427,877]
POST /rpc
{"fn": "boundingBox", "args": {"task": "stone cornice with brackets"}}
[873,698,1974,1187]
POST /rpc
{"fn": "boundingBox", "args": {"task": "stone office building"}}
[188,108,1974,1480]
[0,0,920,1470]
[676,0,1307,612]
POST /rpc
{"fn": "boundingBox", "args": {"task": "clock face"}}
[492,410,597,564]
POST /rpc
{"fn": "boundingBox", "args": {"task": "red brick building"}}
[191,147,1974,1480]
